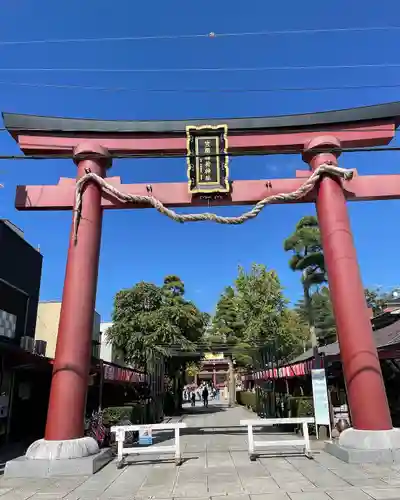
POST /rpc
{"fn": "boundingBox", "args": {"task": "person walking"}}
[191,391,196,407]
[202,386,209,408]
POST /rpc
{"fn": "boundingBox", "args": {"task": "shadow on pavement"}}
[122,455,199,468]
[180,427,295,436]
[148,427,295,446]
[181,405,227,415]
[254,451,320,459]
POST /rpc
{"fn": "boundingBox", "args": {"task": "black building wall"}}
[0,220,43,342]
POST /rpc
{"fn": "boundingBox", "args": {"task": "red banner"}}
[103,364,147,383]
[244,357,325,382]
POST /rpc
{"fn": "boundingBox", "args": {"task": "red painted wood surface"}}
[16,121,394,155]
[44,143,109,441]
[15,173,400,210]
[306,137,392,431]
[10,114,399,440]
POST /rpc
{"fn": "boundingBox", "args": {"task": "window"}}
[0,309,16,339]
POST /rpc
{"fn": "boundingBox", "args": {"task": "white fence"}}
[111,422,187,468]
[240,417,314,460]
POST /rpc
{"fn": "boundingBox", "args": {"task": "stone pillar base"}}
[26,436,99,459]
[4,437,113,478]
[325,427,400,464]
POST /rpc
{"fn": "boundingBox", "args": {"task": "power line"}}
[0,145,399,160]
[1,26,399,46]
[1,80,400,94]
[1,62,400,73]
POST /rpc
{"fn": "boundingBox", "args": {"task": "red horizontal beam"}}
[16,122,395,156]
[15,173,400,211]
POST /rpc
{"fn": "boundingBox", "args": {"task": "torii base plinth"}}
[4,439,113,478]
[325,428,400,464]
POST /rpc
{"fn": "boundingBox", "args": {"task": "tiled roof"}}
[374,317,400,347]
[289,316,400,365]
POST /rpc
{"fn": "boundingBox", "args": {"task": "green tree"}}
[280,308,310,357]
[364,287,388,316]
[212,290,252,367]
[210,264,309,367]
[313,287,336,345]
[186,361,201,379]
[211,286,243,342]
[295,287,336,346]
[107,277,207,367]
[284,216,326,347]
[206,264,311,405]
[209,286,250,404]
[235,264,287,351]
[108,275,208,414]
[162,274,185,298]
[107,282,165,368]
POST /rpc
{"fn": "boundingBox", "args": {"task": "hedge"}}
[237,393,315,420]
[288,396,314,418]
[236,391,257,411]
[288,396,315,434]
[103,403,146,426]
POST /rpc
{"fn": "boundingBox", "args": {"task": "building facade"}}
[0,220,49,447]
[99,322,125,365]
[35,302,101,359]
[186,353,229,387]
[0,220,42,344]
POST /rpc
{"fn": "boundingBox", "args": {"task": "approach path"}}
[0,400,399,499]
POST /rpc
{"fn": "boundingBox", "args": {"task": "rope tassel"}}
[73,162,353,243]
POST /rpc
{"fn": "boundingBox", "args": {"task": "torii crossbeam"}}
[4,101,400,470]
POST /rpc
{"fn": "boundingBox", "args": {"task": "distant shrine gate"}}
[4,102,400,446]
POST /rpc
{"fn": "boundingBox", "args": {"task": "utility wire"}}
[1,62,400,73]
[1,25,399,45]
[0,80,400,94]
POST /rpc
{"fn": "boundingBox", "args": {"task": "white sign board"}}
[311,369,330,426]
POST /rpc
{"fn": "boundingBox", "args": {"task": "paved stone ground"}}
[2,401,400,499]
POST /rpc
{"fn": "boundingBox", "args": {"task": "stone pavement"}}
[2,401,400,499]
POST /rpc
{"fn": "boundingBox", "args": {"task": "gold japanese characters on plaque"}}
[186,124,229,194]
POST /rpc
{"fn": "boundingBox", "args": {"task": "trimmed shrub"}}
[288,396,314,418]
[103,406,133,426]
[237,391,257,412]
[288,396,315,434]
[103,404,146,426]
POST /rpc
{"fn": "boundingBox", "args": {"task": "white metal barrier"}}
[240,417,314,460]
[111,422,187,468]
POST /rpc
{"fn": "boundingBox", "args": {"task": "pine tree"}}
[295,287,336,346]
[284,216,327,347]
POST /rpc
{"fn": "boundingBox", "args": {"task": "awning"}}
[102,362,148,384]
[241,358,323,382]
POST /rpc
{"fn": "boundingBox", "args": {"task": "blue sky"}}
[1,1,400,321]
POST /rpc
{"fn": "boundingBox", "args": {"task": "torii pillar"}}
[45,142,111,442]
[10,143,113,474]
[304,137,400,462]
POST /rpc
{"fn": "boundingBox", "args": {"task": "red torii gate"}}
[3,101,400,470]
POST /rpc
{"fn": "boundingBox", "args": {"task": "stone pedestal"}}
[325,427,400,464]
[4,437,113,478]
